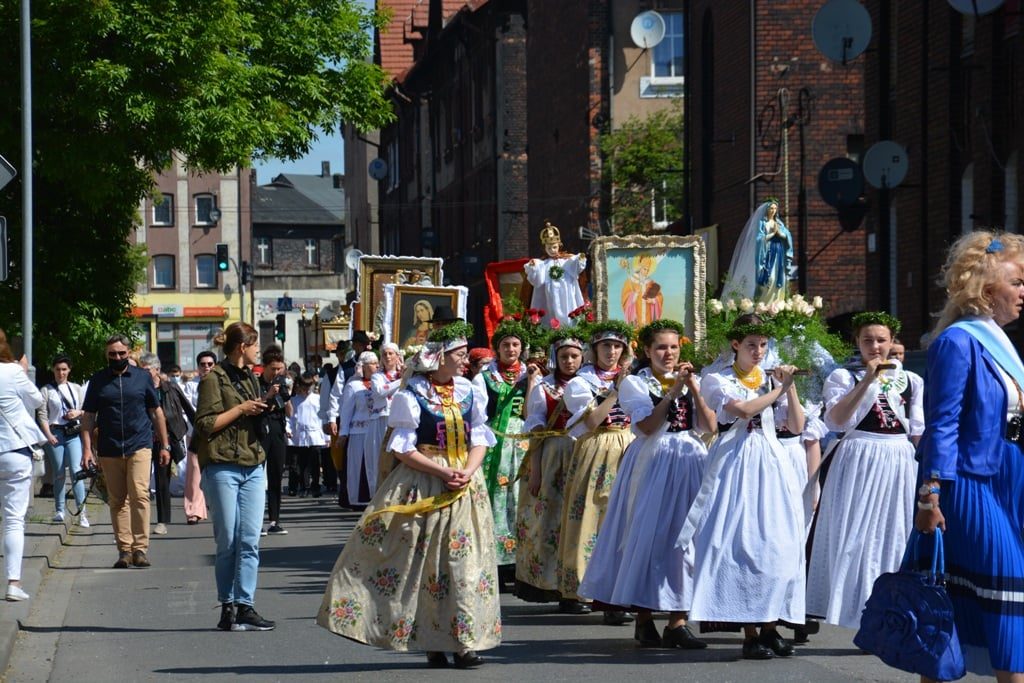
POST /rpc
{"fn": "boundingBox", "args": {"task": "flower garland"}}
[851,311,902,337]
[549,264,565,280]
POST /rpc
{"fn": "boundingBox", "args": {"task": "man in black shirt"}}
[258,345,291,535]
[81,335,171,569]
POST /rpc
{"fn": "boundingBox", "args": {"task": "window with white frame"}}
[153,255,175,289]
[196,254,217,288]
[152,193,174,226]
[256,236,272,266]
[641,11,684,97]
[304,239,319,267]
[651,179,676,230]
[195,193,216,225]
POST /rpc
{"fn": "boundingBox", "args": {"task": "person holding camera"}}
[258,345,292,536]
[0,330,46,601]
[193,322,275,631]
[81,335,171,570]
[37,355,89,527]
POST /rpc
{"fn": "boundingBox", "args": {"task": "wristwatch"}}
[160,444,172,452]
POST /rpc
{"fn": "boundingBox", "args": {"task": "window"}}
[152,193,174,226]
[195,194,216,225]
[304,239,319,267]
[153,255,175,289]
[196,254,217,288]
[641,11,684,97]
[256,237,272,266]
[386,139,399,192]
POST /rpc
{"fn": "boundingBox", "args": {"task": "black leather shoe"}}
[425,651,449,668]
[758,630,795,657]
[453,651,484,669]
[558,599,591,615]
[791,626,809,644]
[634,620,662,647]
[603,610,634,625]
[661,624,708,649]
[742,637,774,660]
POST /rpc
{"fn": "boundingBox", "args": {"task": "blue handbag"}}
[853,529,966,681]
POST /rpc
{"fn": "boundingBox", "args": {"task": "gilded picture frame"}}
[382,284,468,350]
[590,234,706,344]
[355,256,444,333]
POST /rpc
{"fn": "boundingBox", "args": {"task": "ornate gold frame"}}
[356,256,443,332]
[590,234,706,344]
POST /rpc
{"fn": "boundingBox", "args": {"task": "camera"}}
[267,375,292,412]
[73,464,100,482]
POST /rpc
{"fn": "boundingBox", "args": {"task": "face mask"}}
[108,358,130,372]
[170,376,182,385]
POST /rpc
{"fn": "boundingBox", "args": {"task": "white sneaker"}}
[52,512,65,523]
[78,510,90,528]
[5,585,29,601]
[153,523,168,535]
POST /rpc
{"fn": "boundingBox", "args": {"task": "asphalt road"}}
[2,495,987,683]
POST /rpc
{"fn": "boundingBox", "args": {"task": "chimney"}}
[321,161,330,177]
[332,173,344,189]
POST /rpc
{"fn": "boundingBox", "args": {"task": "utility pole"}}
[21,0,33,377]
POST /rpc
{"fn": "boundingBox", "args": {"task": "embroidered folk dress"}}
[806,364,923,629]
[514,373,575,602]
[557,365,635,600]
[317,375,501,653]
[338,375,389,504]
[472,361,529,566]
[677,367,806,625]
[579,368,708,611]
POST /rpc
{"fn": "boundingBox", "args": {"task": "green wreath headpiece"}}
[428,321,475,350]
[726,322,776,342]
[637,319,689,348]
[850,311,902,337]
[547,328,586,351]
[490,318,534,352]
[586,319,635,346]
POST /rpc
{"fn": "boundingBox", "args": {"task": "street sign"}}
[0,154,15,192]
[0,216,7,282]
[277,296,293,312]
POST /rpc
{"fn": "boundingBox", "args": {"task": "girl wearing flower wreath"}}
[371,342,404,485]
[806,311,923,630]
[525,222,587,329]
[471,319,542,580]
[513,329,586,604]
[557,320,637,619]
[676,314,807,660]
[579,319,714,650]
[316,322,499,669]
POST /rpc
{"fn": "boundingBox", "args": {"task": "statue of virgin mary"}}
[720,199,794,304]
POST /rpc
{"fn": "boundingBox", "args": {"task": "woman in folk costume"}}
[676,314,806,660]
[578,320,713,650]
[805,312,923,630]
[371,343,404,485]
[337,351,386,507]
[514,329,585,604]
[316,322,499,670]
[524,222,587,329]
[471,319,542,582]
[557,320,636,619]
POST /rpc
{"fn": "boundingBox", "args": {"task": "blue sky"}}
[252,128,345,184]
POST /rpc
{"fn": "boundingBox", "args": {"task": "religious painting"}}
[355,256,444,333]
[381,284,468,350]
[695,224,719,291]
[590,234,706,344]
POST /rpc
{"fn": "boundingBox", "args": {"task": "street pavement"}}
[2,494,987,683]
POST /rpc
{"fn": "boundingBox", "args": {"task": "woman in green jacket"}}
[194,321,280,633]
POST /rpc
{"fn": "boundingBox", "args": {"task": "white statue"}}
[524,222,587,329]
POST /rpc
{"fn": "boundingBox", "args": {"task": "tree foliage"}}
[0,0,395,376]
[599,107,685,235]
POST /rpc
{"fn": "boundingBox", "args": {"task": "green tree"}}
[600,107,685,235]
[0,0,394,375]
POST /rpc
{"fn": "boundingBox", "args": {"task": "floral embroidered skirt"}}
[482,414,528,566]
[514,434,574,602]
[316,460,502,653]
[556,428,634,600]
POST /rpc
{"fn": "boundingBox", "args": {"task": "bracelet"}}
[917,484,941,497]
[916,501,937,511]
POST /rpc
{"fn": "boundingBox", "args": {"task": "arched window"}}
[961,163,974,235]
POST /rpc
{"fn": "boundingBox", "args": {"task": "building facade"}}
[132,155,251,371]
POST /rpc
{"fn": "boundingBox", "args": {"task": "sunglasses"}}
[198,361,215,367]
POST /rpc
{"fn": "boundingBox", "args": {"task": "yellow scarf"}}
[732,363,764,391]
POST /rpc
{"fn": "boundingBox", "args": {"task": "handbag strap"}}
[900,528,945,580]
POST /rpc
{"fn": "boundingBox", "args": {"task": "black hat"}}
[351,330,371,346]
[428,305,463,323]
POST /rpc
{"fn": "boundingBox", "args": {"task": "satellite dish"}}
[812,0,872,63]
[367,158,388,181]
[344,248,364,271]
[947,0,1004,16]
[862,140,909,190]
[630,11,666,49]
[818,157,864,208]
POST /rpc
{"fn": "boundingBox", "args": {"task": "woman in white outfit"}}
[678,314,806,660]
[370,343,404,485]
[0,330,47,602]
[806,311,923,629]
[337,351,385,507]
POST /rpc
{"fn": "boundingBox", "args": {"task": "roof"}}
[253,174,345,226]
[377,0,480,83]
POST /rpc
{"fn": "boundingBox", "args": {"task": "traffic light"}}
[241,260,253,285]
[216,243,229,272]
[275,313,286,341]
